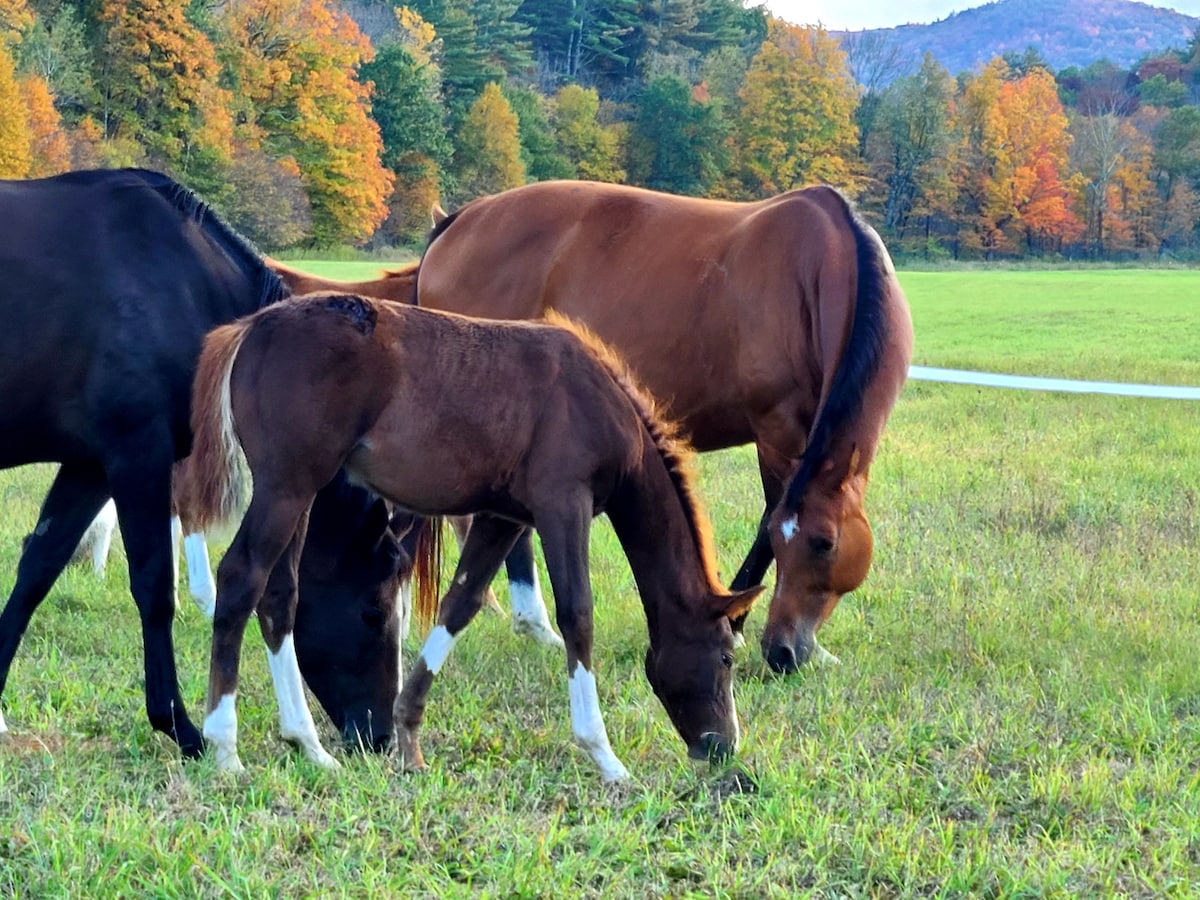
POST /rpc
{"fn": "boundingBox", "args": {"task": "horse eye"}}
[721,653,734,669]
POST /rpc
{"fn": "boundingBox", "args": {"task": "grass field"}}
[1,269,1199,897]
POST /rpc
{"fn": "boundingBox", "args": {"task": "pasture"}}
[1,268,1199,897]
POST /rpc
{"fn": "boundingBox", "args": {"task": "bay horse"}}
[179,292,761,780]
[413,181,914,674]
[0,169,409,757]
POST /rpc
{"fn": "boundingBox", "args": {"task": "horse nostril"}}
[766,643,799,674]
[703,732,733,763]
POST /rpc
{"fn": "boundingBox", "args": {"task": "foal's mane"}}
[113,168,289,309]
[544,311,723,593]
[782,190,892,512]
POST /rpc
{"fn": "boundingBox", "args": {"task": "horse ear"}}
[431,203,448,226]
[715,586,764,621]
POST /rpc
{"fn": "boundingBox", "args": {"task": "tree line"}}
[3,0,1200,259]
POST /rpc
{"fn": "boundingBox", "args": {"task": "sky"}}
[762,0,1200,32]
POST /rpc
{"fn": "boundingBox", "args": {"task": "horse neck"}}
[604,439,715,639]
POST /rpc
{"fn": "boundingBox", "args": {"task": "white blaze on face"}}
[779,515,799,543]
[203,693,242,772]
[267,633,337,768]
[568,662,630,783]
[420,625,457,675]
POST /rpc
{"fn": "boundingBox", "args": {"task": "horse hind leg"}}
[396,514,523,772]
[448,515,505,617]
[254,509,336,769]
[505,529,562,648]
[0,464,111,739]
[205,490,315,772]
[183,531,216,618]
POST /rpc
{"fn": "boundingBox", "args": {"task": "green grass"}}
[2,269,1200,897]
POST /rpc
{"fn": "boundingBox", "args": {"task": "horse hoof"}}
[731,631,746,650]
[215,750,245,774]
[307,747,340,769]
[812,644,841,666]
[513,618,564,648]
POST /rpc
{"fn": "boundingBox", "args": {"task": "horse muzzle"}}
[688,731,735,763]
[341,722,393,754]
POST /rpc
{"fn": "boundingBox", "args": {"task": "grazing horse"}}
[411,181,914,674]
[0,169,408,756]
[179,292,761,780]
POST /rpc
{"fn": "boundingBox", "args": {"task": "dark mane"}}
[415,206,463,299]
[545,311,723,592]
[783,192,891,512]
[110,168,290,309]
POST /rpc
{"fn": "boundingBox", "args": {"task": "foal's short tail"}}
[175,320,254,533]
[409,517,443,631]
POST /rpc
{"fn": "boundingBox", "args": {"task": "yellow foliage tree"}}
[0,43,31,178]
[456,81,525,200]
[730,20,859,198]
[552,84,625,183]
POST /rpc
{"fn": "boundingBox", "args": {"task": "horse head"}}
[643,586,762,761]
[762,450,873,674]
[293,479,412,752]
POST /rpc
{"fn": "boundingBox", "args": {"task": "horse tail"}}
[782,191,899,510]
[175,320,255,533]
[410,516,443,631]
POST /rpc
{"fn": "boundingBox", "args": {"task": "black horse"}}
[0,169,407,758]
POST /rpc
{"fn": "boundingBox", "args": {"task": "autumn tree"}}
[728,20,859,198]
[866,53,957,246]
[219,0,392,246]
[504,84,574,181]
[0,42,31,177]
[454,80,525,201]
[552,83,625,182]
[97,0,233,188]
[20,73,70,175]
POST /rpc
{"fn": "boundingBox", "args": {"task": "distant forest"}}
[4,0,1200,260]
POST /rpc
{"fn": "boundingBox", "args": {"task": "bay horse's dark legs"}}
[504,529,562,647]
[107,442,205,757]
[0,464,110,738]
[536,499,629,783]
[396,514,523,772]
[204,490,314,772]
[728,449,787,638]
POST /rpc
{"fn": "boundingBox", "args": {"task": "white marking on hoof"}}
[267,633,332,766]
[204,693,243,772]
[184,532,216,618]
[731,631,746,649]
[90,500,118,576]
[510,579,563,648]
[568,663,630,783]
[780,515,798,543]
[813,641,841,666]
[0,705,8,735]
[419,625,457,675]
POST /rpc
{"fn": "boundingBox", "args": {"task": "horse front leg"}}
[255,510,335,768]
[505,529,562,648]
[537,501,629,783]
[205,492,311,772]
[728,445,789,640]
[0,464,111,741]
[395,514,523,772]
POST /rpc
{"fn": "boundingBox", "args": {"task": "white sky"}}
[762,0,1200,32]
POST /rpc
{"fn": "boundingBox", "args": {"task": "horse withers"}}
[0,169,408,758]
[413,181,913,674]
[179,293,760,781]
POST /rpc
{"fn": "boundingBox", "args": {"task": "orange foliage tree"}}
[20,74,71,176]
[219,0,392,246]
[0,42,30,177]
[97,0,233,183]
